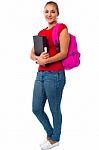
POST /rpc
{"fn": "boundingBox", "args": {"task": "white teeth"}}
[47,17,52,19]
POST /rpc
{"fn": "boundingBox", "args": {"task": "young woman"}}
[30,1,70,149]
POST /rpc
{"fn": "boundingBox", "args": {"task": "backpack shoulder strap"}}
[52,23,61,53]
[52,23,61,44]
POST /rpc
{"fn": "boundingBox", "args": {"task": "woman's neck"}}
[47,21,58,29]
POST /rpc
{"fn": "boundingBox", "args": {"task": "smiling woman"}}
[30,1,70,150]
[43,1,59,27]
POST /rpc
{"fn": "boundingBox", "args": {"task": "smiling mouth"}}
[47,17,52,20]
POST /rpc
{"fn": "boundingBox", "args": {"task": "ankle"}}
[48,139,57,144]
[47,137,51,140]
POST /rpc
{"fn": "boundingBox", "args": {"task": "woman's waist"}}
[38,61,64,71]
[36,69,65,81]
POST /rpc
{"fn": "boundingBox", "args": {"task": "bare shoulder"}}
[59,28,70,41]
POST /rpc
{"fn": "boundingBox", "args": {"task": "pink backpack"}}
[52,23,80,70]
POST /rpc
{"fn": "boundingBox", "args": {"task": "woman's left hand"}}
[36,52,49,65]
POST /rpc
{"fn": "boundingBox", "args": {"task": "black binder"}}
[33,36,48,56]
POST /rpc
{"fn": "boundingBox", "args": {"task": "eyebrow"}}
[44,9,56,11]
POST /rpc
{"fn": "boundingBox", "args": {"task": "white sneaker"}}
[40,139,48,147]
[41,140,59,150]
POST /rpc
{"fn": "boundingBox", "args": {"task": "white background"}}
[0,0,99,150]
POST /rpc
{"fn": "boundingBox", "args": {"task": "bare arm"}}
[44,28,70,64]
[30,47,39,61]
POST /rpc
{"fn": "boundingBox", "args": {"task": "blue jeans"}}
[32,70,66,142]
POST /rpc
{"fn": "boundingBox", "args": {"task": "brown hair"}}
[44,1,59,16]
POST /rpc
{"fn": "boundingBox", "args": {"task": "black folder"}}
[33,36,48,56]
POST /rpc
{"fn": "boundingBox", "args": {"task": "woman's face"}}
[44,4,58,24]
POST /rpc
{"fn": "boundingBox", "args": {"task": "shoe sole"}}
[41,143,59,150]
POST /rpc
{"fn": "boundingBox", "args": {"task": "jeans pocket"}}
[57,71,66,89]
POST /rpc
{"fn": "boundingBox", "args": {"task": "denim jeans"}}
[32,70,66,142]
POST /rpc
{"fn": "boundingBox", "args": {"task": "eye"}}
[44,10,56,14]
[51,10,55,13]
[44,10,49,13]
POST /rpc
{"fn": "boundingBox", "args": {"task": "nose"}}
[47,12,51,17]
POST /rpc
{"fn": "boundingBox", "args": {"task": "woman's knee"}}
[32,105,40,115]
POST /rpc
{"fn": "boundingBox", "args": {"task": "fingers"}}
[41,52,47,55]
[40,52,49,59]
[43,54,49,59]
